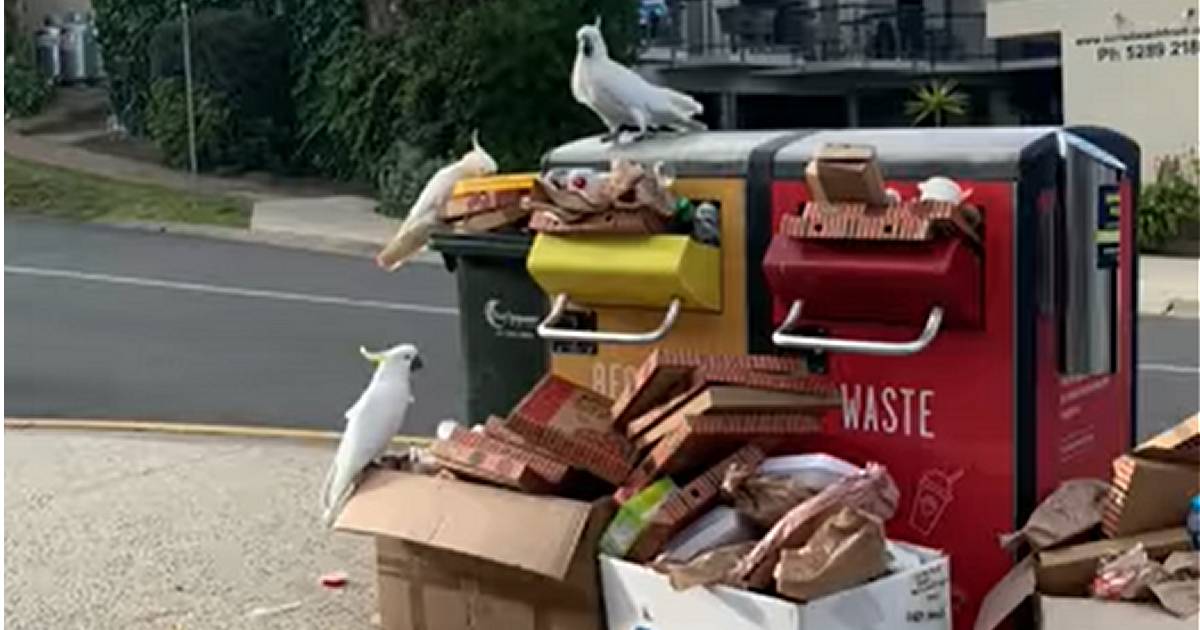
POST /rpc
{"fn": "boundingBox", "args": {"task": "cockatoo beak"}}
[411,354,424,371]
[359,346,385,366]
[593,15,601,29]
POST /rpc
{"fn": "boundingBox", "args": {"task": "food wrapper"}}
[655,541,758,591]
[730,462,899,588]
[774,506,888,602]
[999,478,1111,553]
[721,461,815,529]
[1091,543,1169,601]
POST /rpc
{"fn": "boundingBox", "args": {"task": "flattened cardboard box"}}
[507,375,633,484]
[1037,595,1197,630]
[337,470,613,630]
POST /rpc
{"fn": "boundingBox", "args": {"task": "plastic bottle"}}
[1186,494,1200,548]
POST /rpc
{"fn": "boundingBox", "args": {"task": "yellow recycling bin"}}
[530,131,810,398]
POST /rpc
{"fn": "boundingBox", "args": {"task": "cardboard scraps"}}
[430,428,557,493]
[730,463,900,589]
[626,444,766,563]
[974,527,1194,630]
[999,478,1111,553]
[506,375,633,485]
[773,507,888,603]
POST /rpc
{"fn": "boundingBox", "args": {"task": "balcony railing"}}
[637,0,1059,69]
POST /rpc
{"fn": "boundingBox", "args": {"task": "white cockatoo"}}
[571,17,705,142]
[321,343,423,527]
[376,132,498,270]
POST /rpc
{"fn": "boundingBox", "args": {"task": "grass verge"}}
[4,156,251,227]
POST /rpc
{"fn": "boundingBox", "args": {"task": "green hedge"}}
[148,7,293,171]
[97,0,637,182]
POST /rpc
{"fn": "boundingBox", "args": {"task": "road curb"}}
[98,219,443,265]
[4,417,431,446]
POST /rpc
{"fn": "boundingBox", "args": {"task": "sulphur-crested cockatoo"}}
[572,17,705,142]
[376,132,498,270]
[321,343,423,527]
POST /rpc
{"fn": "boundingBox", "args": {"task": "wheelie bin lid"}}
[542,130,815,177]
[772,127,1134,180]
[429,231,533,260]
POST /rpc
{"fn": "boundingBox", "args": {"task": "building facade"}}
[988,0,1199,177]
[637,0,1064,129]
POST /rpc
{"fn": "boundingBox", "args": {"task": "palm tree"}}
[905,79,969,127]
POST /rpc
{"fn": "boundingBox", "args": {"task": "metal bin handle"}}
[772,300,944,356]
[536,294,681,345]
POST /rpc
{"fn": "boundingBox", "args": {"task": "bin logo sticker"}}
[484,299,539,339]
[909,468,964,537]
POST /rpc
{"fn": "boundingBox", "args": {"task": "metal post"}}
[180,0,198,174]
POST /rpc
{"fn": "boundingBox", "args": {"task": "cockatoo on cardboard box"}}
[321,343,422,527]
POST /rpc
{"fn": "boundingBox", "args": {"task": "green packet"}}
[599,478,678,557]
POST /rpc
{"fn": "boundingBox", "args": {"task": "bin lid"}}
[543,130,812,177]
[773,127,1062,180]
[429,231,533,260]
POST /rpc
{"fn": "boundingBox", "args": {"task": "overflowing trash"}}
[332,350,953,630]
[976,414,1200,630]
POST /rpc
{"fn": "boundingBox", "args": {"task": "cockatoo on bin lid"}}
[321,343,423,527]
[572,17,706,143]
[376,132,498,270]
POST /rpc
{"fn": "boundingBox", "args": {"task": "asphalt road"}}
[4,216,1198,439]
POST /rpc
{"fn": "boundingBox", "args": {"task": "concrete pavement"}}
[3,429,376,629]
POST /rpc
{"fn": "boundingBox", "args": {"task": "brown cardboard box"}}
[1037,595,1197,630]
[337,471,613,630]
[1102,455,1200,537]
[506,375,633,485]
[974,528,1193,630]
[804,144,888,206]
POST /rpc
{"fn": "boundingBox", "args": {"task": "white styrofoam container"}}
[600,543,951,630]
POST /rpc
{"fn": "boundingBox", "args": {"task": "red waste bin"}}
[760,127,1140,628]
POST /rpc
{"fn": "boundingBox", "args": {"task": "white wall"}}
[989,0,1200,178]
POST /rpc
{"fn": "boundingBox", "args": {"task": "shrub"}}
[375,139,449,218]
[93,0,272,134]
[4,31,54,119]
[1139,152,1200,251]
[148,7,293,171]
[145,77,233,170]
[5,54,54,118]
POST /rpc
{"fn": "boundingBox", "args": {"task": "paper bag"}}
[999,478,1111,552]
[721,461,815,529]
[656,541,758,591]
[774,506,888,602]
